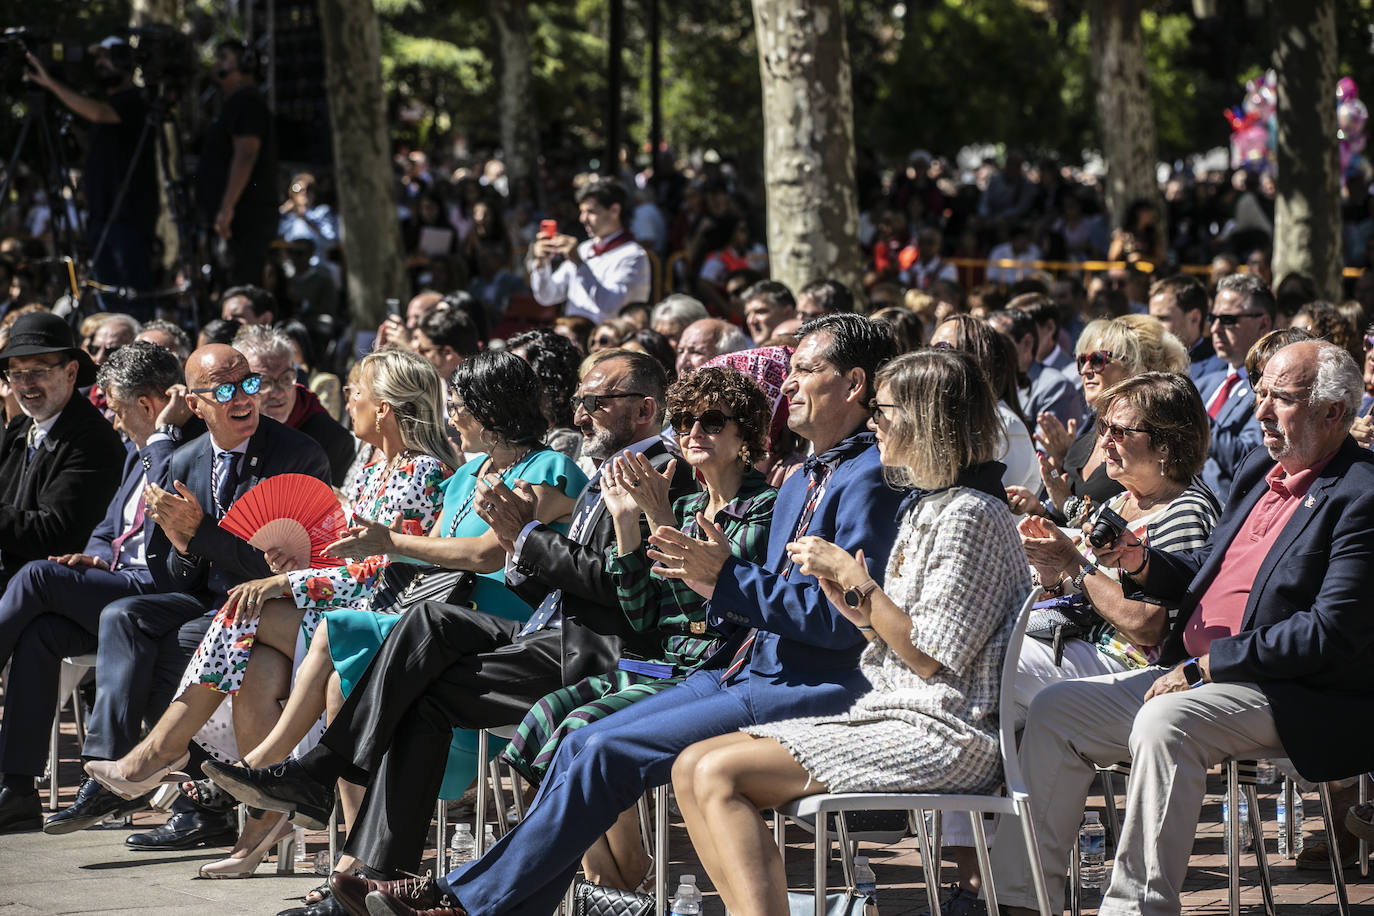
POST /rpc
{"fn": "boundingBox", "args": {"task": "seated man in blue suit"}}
[1147,274,1225,382]
[45,343,330,848]
[989,340,1374,916]
[1196,273,1274,503]
[989,307,1084,434]
[346,315,907,916]
[0,342,183,834]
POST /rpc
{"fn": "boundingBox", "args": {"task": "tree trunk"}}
[751,0,863,301]
[317,0,408,332]
[1271,0,1342,299]
[487,0,540,202]
[1089,0,1163,237]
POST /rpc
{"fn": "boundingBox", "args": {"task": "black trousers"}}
[323,600,567,872]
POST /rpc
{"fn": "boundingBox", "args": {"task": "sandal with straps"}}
[304,881,332,905]
[180,776,236,811]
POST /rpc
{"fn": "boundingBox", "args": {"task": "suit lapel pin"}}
[250,456,259,468]
[1304,496,1315,508]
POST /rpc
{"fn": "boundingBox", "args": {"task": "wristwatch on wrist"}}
[156,423,182,442]
[1181,656,1205,688]
[1071,562,1097,592]
[844,578,879,609]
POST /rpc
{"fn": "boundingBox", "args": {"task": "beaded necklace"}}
[443,449,539,537]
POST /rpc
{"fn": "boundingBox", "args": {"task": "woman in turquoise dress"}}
[223,351,584,869]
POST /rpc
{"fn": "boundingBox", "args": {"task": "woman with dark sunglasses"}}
[499,365,777,891]
[1016,314,1188,525]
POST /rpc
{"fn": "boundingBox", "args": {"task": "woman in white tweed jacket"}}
[672,348,1032,916]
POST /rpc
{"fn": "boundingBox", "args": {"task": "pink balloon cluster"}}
[1223,72,1370,184]
[1338,76,1368,178]
[1224,70,1276,172]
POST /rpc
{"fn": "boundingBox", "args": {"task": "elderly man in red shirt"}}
[990,339,1374,916]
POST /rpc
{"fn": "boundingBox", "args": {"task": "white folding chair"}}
[46,653,99,811]
[775,588,1053,916]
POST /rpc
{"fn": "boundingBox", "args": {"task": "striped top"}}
[606,470,776,668]
[1083,478,1221,668]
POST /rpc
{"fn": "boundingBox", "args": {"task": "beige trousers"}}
[986,666,1283,916]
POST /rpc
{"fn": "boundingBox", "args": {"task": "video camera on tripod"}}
[125,25,195,98]
[0,27,83,88]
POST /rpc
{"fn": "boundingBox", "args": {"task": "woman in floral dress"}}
[87,348,457,875]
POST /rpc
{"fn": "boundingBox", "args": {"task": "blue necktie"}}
[24,424,37,465]
[212,451,238,519]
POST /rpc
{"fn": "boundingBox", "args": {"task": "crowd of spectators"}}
[3,45,1374,916]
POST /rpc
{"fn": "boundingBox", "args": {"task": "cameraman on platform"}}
[26,38,158,319]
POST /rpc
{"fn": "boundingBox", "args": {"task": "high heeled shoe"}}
[84,752,192,801]
[198,814,294,878]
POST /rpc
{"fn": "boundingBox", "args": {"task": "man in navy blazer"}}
[990,340,1374,916]
[0,343,183,834]
[1197,273,1275,502]
[53,343,329,849]
[359,315,905,916]
[1146,274,1225,382]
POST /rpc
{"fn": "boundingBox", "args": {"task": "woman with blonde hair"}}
[1011,313,1189,524]
[86,348,458,876]
[672,349,1029,916]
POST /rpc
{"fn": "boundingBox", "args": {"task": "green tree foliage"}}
[862,0,1090,159]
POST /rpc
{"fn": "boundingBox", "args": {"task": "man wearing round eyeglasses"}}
[0,312,124,590]
[1197,273,1275,502]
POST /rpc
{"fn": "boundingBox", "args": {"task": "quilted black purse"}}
[1025,592,1102,665]
[371,562,477,614]
[572,880,655,916]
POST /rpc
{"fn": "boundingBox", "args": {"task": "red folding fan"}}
[220,474,347,569]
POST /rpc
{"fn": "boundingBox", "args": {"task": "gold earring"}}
[1159,456,1166,477]
[375,415,382,434]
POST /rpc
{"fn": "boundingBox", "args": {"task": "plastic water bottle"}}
[1255,759,1277,784]
[483,823,497,851]
[449,823,476,866]
[670,875,702,916]
[1078,812,1107,892]
[1278,790,1304,858]
[854,855,879,916]
[294,825,309,864]
[1222,795,1253,854]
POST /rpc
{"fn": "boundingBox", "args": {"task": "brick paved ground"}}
[5,721,1373,914]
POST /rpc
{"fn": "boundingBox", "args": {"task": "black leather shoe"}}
[202,757,332,830]
[124,807,237,850]
[277,894,349,916]
[0,786,41,834]
[44,777,150,835]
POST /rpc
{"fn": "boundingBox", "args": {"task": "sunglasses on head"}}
[569,391,646,414]
[1076,350,1116,374]
[670,409,734,435]
[1210,311,1266,328]
[1364,333,1374,351]
[190,374,262,403]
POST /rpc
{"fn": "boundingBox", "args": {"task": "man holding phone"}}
[528,178,650,324]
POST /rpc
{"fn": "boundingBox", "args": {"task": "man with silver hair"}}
[232,326,354,485]
[649,294,709,350]
[989,340,1374,916]
[673,317,753,378]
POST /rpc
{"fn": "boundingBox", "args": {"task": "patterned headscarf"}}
[703,345,794,450]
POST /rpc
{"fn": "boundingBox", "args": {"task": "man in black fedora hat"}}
[0,311,125,589]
